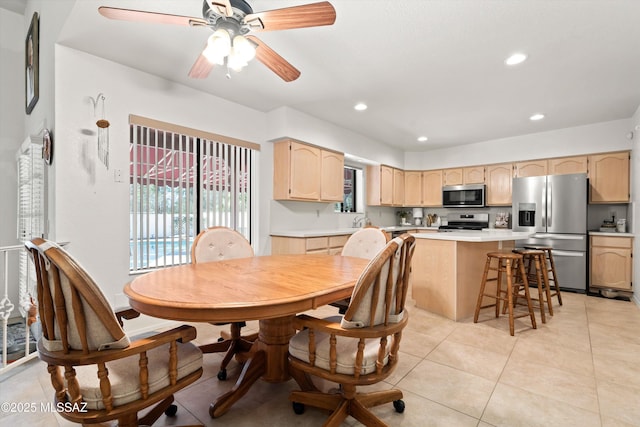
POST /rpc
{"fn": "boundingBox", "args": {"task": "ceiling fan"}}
[98,0,336,82]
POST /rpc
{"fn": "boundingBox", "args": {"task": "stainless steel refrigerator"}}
[512,173,588,292]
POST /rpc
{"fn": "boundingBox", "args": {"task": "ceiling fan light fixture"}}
[233,35,257,62]
[203,28,231,63]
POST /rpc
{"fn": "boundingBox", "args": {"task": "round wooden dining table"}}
[124,254,368,418]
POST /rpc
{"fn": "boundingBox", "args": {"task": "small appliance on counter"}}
[412,208,424,226]
[599,221,617,232]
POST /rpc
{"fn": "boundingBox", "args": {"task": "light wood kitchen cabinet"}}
[463,166,485,184]
[320,150,344,201]
[486,163,513,206]
[590,235,633,291]
[548,155,588,175]
[367,165,406,206]
[393,168,405,206]
[404,171,423,206]
[514,160,547,177]
[273,139,344,202]
[271,234,351,255]
[443,168,463,186]
[588,151,630,203]
[422,170,443,207]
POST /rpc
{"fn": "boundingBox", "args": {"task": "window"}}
[129,115,258,272]
[336,166,364,213]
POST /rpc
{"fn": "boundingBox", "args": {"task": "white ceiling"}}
[28,1,640,150]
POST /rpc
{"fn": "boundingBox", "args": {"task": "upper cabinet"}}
[273,139,343,202]
[393,168,405,206]
[422,170,443,207]
[548,156,588,175]
[443,168,463,186]
[514,160,547,177]
[589,152,630,203]
[320,150,345,201]
[463,166,485,184]
[404,171,423,206]
[367,165,400,206]
[486,163,513,206]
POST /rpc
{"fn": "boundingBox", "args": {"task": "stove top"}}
[439,213,489,231]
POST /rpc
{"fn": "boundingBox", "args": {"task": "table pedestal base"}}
[209,316,297,418]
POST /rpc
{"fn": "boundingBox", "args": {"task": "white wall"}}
[0,7,24,247]
[404,119,633,170]
[53,46,267,306]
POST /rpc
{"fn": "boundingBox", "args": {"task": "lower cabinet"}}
[590,235,633,291]
[271,234,350,255]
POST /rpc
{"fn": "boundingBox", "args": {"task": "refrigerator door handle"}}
[541,185,547,227]
[552,250,584,257]
[547,182,552,227]
[531,233,585,240]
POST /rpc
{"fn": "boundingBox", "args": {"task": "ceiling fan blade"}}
[243,1,336,32]
[98,6,207,27]
[188,50,214,79]
[246,36,301,82]
[206,0,233,17]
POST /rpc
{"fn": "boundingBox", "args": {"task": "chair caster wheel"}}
[164,404,178,417]
[292,401,305,415]
[217,369,227,381]
[393,399,405,413]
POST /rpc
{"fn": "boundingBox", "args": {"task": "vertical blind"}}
[129,115,258,272]
[17,136,45,316]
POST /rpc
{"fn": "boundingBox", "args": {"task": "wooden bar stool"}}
[524,246,563,306]
[474,252,537,336]
[513,249,553,323]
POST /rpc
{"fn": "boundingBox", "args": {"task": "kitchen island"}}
[411,230,533,321]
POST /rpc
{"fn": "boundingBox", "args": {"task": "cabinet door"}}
[486,163,513,206]
[589,152,630,203]
[380,166,394,205]
[515,160,547,177]
[404,171,423,206]
[463,166,485,184]
[320,150,344,201]
[289,142,321,200]
[393,168,405,206]
[548,156,588,175]
[591,246,632,290]
[443,168,463,186]
[422,170,443,206]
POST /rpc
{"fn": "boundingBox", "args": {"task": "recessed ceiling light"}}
[417,136,428,142]
[529,113,545,121]
[505,53,528,66]
[354,102,368,111]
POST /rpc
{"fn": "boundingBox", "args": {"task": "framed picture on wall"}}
[25,12,39,115]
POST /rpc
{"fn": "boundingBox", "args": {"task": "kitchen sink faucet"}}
[352,216,370,228]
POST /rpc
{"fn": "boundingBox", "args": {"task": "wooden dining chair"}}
[191,226,257,380]
[330,226,390,314]
[25,237,203,427]
[288,233,416,427]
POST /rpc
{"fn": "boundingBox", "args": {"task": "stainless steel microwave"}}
[442,184,486,208]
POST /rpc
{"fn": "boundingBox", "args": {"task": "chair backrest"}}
[191,226,254,264]
[341,233,416,329]
[25,238,130,354]
[341,227,389,260]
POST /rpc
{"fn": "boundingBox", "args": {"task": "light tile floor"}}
[2,291,640,427]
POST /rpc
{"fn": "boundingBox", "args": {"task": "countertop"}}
[412,230,533,242]
[588,231,634,237]
[270,226,440,238]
